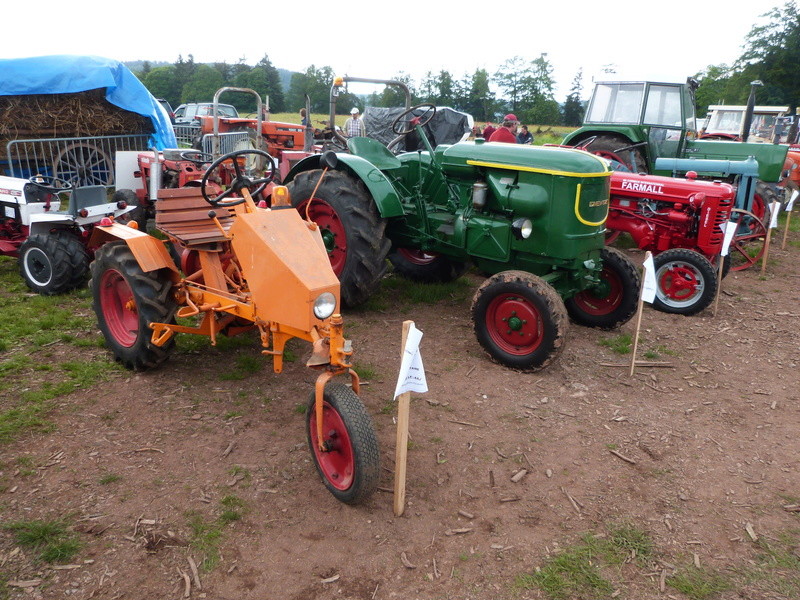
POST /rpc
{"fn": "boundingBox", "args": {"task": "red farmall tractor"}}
[89,149,379,504]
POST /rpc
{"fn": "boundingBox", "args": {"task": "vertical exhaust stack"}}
[741,80,763,142]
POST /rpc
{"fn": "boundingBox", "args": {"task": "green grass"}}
[359,273,471,311]
[667,566,732,600]
[599,334,632,355]
[98,473,121,485]
[3,519,81,564]
[514,524,653,599]
[187,495,248,571]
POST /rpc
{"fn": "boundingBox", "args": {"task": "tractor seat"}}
[346,137,403,170]
[155,187,234,246]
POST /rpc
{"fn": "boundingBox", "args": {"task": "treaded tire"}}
[90,242,177,370]
[753,181,780,227]
[565,247,640,329]
[114,189,148,231]
[652,248,717,316]
[19,231,89,295]
[471,270,569,371]
[288,169,390,307]
[581,135,647,173]
[389,248,467,283]
[306,384,380,505]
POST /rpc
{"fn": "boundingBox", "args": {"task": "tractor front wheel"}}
[288,169,390,307]
[19,231,89,295]
[90,242,177,370]
[306,384,380,505]
[389,248,467,283]
[565,247,640,329]
[652,248,717,316]
[472,271,568,371]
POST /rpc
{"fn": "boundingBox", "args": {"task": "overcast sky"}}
[4,0,782,100]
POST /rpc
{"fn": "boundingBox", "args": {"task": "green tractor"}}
[562,78,789,221]
[284,77,640,371]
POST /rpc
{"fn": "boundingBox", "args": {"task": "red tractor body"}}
[608,171,735,260]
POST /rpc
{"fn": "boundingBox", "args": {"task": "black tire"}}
[114,189,148,231]
[581,135,647,173]
[306,384,380,505]
[471,271,569,371]
[18,231,89,295]
[389,248,467,283]
[565,247,640,329]
[90,242,177,370]
[287,169,390,307]
[753,181,780,227]
[652,249,717,316]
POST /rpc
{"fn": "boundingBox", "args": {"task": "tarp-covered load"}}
[0,55,176,149]
[363,106,473,152]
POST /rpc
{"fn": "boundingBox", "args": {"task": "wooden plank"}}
[393,320,413,518]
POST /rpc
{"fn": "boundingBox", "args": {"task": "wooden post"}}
[393,320,413,517]
[712,256,725,317]
[781,209,792,250]
[760,201,780,275]
[629,252,650,377]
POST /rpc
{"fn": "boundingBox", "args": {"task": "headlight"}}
[313,292,337,319]
[511,218,533,239]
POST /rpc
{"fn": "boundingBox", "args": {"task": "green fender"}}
[562,126,645,146]
[284,153,405,218]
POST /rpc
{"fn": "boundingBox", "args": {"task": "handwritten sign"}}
[394,323,428,398]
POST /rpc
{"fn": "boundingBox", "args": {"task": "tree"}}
[462,69,495,121]
[234,55,285,113]
[181,64,226,104]
[287,65,335,113]
[494,56,529,113]
[144,66,181,106]
[562,69,584,127]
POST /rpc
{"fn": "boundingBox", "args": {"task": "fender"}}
[562,126,646,147]
[90,222,178,275]
[284,153,405,218]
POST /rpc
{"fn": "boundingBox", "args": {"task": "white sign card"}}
[641,252,657,304]
[786,189,798,212]
[721,220,738,257]
[394,323,428,398]
[769,201,780,229]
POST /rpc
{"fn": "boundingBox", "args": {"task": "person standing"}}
[488,114,519,143]
[481,122,496,140]
[344,107,366,138]
[517,124,533,144]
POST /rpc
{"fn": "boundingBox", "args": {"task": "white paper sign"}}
[721,220,738,257]
[393,323,428,398]
[786,189,798,212]
[769,200,780,228]
[641,252,657,304]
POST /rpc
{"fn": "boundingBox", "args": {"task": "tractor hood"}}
[436,141,611,176]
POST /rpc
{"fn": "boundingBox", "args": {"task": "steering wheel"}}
[200,149,276,207]
[27,175,74,193]
[391,103,436,136]
[179,150,214,165]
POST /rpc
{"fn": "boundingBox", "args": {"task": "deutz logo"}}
[620,180,664,195]
[589,199,609,207]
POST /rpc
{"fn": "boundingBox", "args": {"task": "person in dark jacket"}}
[517,125,533,144]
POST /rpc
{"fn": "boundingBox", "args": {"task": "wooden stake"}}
[393,320,413,517]
[761,201,780,275]
[781,207,792,250]
[712,253,724,317]
[629,252,650,377]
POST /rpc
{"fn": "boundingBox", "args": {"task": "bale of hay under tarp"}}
[0,88,154,140]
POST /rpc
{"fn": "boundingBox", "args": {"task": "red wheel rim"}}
[397,247,439,265]
[310,401,355,491]
[99,269,138,347]
[751,193,767,222]
[605,229,621,245]
[571,265,623,315]
[484,293,543,356]
[656,262,701,304]
[594,150,634,172]
[298,198,347,275]
[729,209,766,271]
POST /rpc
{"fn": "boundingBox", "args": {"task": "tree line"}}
[135,3,799,127]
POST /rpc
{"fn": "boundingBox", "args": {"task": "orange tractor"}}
[88,149,379,504]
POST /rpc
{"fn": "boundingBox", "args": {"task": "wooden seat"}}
[155,187,234,245]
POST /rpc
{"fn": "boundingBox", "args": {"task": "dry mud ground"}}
[1,234,799,600]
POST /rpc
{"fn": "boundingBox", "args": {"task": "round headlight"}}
[512,218,533,240]
[313,292,337,320]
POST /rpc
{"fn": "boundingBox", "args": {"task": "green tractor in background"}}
[562,78,789,222]
[284,77,641,372]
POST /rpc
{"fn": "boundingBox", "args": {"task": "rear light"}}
[99,217,113,226]
[117,200,127,209]
[78,208,89,218]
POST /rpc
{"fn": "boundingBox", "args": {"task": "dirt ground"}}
[1,233,799,600]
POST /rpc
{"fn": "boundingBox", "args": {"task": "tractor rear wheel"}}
[581,135,647,173]
[753,181,779,227]
[306,384,380,505]
[565,247,640,329]
[19,231,89,295]
[472,271,568,371]
[389,248,467,283]
[90,242,177,370]
[652,248,717,316]
[288,169,390,307]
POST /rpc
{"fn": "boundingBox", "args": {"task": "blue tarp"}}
[0,55,177,149]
